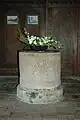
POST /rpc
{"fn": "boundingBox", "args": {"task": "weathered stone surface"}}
[17,52,63,104]
[17,84,63,104]
[19,52,61,89]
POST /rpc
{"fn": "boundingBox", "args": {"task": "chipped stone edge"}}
[17,84,63,104]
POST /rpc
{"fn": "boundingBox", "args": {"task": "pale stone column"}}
[17,51,63,104]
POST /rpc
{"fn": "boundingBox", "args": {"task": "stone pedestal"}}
[17,51,63,104]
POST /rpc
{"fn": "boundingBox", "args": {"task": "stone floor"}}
[0,76,80,119]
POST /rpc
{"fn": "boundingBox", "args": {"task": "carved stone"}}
[17,51,63,104]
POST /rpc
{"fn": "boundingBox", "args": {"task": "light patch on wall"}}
[27,15,38,25]
[7,16,18,24]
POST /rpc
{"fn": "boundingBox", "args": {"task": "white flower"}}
[39,41,43,45]
[58,45,61,48]
[33,40,37,45]
[28,39,33,44]
[36,37,39,39]
[43,41,47,44]
[43,40,48,44]
[30,37,34,41]
[33,36,37,39]
[45,37,48,39]
[50,39,54,42]
[55,41,58,43]
[29,39,33,44]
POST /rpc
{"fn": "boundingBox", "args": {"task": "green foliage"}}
[17,28,63,51]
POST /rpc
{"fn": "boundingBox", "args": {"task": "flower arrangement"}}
[17,28,62,52]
